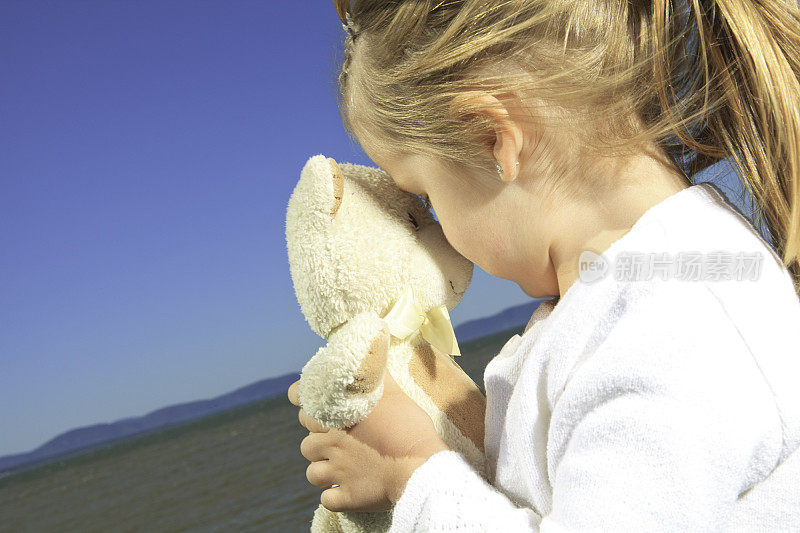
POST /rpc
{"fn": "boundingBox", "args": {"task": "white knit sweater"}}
[389,182,800,532]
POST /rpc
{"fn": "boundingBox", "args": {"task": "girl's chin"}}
[518,278,559,300]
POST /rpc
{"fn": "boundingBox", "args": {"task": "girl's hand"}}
[287,372,450,512]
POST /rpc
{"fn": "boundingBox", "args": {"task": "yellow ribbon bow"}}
[381,286,461,356]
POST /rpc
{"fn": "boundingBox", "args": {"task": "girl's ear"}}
[326,157,345,221]
[449,90,524,182]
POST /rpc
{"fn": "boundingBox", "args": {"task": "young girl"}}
[288,0,800,530]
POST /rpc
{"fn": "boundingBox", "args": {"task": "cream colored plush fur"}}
[285,155,487,532]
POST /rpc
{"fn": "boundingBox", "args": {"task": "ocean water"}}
[0,326,523,532]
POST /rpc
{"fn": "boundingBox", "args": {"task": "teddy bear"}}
[285,154,487,532]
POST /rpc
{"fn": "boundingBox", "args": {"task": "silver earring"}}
[496,160,520,177]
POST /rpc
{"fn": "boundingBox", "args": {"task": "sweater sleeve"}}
[389,450,543,532]
[390,287,782,532]
[389,363,778,532]
[541,290,782,531]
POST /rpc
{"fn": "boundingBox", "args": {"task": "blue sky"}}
[0,1,749,457]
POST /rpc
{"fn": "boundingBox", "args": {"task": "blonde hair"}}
[333,0,800,295]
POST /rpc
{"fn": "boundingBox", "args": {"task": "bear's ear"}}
[294,154,346,225]
[326,157,344,221]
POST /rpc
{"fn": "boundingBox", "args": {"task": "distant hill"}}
[0,372,299,476]
[454,299,542,342]
[0,299,543,476]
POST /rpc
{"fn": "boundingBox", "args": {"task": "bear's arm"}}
[297,311,390,429]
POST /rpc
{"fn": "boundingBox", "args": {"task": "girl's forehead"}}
[356,135,386,165]
[358,132,400,168]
